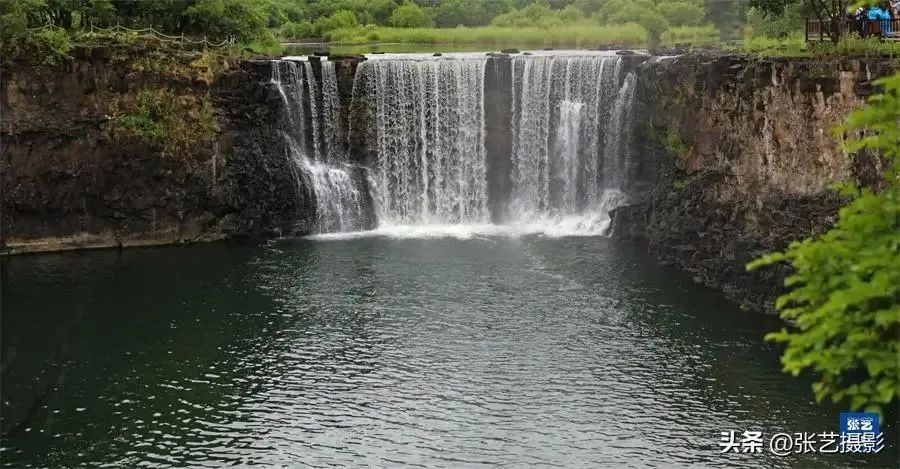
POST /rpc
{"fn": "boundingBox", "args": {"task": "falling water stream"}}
[270,60,369,233]
[356,57,489,225]
[508,55,633,234]
[309,51,641,239]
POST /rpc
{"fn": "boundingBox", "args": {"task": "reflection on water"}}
[1,238,896,467]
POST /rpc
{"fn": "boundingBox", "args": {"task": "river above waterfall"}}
[2,237,894,468]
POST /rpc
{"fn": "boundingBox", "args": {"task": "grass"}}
[326,24,649,48]
[661,26,720,46]
[738,35,900,58]
[246,38,284,55]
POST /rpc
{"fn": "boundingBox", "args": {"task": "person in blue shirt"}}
[868,4,892,35]
[868,5,882,20]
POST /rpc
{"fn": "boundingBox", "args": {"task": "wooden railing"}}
[805,18,900,42]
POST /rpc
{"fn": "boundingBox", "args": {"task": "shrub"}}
[600,0,669,43]
[389,2,433,28]
[432,0,511,27]
[112,88,218,157]
[314,9,359,36]
[491,2,560,28]
[280,21,315,39]
[117,91,169,145]
[183,0,269,42]
[657,2,706,27]
[746,4,803,39]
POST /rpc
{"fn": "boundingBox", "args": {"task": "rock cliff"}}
[1,46,307,253]
[611,54,898,312]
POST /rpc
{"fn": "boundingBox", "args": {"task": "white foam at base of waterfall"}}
[306,188,626,241]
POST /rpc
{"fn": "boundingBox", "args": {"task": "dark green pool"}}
[1,236,895,467]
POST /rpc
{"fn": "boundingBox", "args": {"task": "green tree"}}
[314,9,359,35]
[280,20,315,38]
[183,0,269,41]
[572,0,607,15]
[658,1,706,27]
[597,0,669,42]
[748,74,900,415]
[365,0,399,25]
[705,0,748,40]
[1,0,71,65]
[746,2,805,38]
[389,2,432,27]
[491,1,562,28]
[431,0,511,27]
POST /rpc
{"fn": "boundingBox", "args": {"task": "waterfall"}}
[353,58,488,225]
[319,61,345,163]
[274,52,641,238]
[507,55,634,233]
[602,71,637,192]
[270,60,369,234]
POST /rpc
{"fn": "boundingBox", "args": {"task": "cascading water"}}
[353,57,489,225]
[507,54,635,233]
[290,51,641,238]
[319,61,345,163]
[270,60,369,234]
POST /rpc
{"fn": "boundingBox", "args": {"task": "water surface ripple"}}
[1,238,895,467]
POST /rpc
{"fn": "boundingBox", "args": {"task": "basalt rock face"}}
[1,47,302,253]
[612,54,897,313]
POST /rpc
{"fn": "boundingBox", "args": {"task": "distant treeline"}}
[2,0,753,43]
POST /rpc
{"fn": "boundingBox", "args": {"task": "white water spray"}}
[271,60,368,233]
[354,58,489,225]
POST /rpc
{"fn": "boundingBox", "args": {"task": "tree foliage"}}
[432,0,512,27]
[704,0,748,40]
[746,2,806,38]
[491,1,563,27]
[748,74,900,415]
[658,1,706,27]
[183,0,269,41]
[389,2,433,27]
[596,0,670,42]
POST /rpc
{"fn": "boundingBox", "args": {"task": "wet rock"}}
[500,48,520,54]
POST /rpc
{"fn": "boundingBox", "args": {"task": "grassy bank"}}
[326,24,649,48]
[661,26,720,46]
